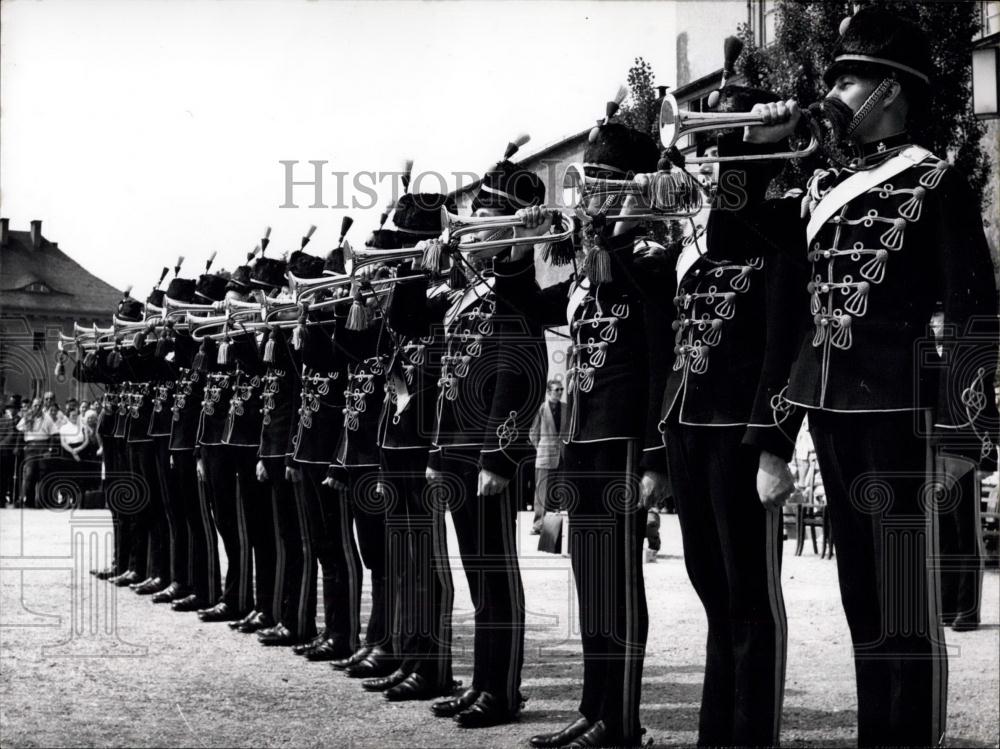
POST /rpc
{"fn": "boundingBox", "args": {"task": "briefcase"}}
[537,512,564,554]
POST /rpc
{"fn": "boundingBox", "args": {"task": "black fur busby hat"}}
[471,133,545,214]
[823,7,931,91]
[287,251,326,280]
[584,123,659,178]
[195,273,230,302]
[165,277,197,303]
[250,257,288,290]
[146,289,166,308]
[392,193,455,236]
[117,296,145,322]
[226,265,253,292]
[365,229,403,250]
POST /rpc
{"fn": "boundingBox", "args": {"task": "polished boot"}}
[293,632,327,656]
[134,577,167,595]
[563,721,638,748]
[198,602,244,622]
[171,594,207,612]
[361,669,407,693]
[454,691,519,729]
[431,688,480,718]
[345,646,397,679]
[229,610,260,630]
[530,718,593,748]
[129,576,156,591]
[94,567,119,580]
[238,612,274,634]
[151,582,190,604]
[384,673,455,702]
[110,570,140,587]
[332,646,372,671]
[304,638,352,662]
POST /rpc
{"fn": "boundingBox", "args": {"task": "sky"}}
[1,0,685,300]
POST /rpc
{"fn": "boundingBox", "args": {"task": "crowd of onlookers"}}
[0,391,102,508]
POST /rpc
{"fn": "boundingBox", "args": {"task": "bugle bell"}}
[657,92,821,163]
[562,163,704,220]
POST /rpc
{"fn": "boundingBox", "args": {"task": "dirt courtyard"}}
[1,508,997,748]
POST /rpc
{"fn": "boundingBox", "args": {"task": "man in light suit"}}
[528,380,568,534]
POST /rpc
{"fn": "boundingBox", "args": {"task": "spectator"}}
[1,396,23,507]
[528,379,569,535]
[16,397,59,508]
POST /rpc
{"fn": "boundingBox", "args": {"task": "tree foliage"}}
[736,0,987,205]
[619,57,660,143]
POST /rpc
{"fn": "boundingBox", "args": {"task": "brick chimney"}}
[30,220,42,249]
[0,218,8,247]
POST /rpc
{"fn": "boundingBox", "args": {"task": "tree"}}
[736,0,988,206]
[618,57,659,143]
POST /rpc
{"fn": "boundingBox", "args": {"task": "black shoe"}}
[305,638,353,662]
[171,594,206,612]
[361,669,408,692]
[257,623,306,646]
[454,691,518,729]
[951,614,981,632]
[332,645,372,670]
[530,717,593,748]
[198,602,244,622]
[431,688,480,718]
[129,576,156,591]
[385,673,456,702]
[110,570,140,587]
[229,610,259,630]
[152,582,190,604]
[563,720,628,748]
[238,612,273,634]
[293,632,327,656]
[134,577,167,595]
[345,646,397,678]
[94,567,119,580]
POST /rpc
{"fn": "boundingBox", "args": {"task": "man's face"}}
[547,384,563,403]
[42,393,54,407]
[825,73,886,140]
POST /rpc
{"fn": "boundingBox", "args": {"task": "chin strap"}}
[846,76,896,137]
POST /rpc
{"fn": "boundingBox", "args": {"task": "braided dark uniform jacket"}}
[336,315,392,469]
[221,336,265,449]
[428,254,549,479]
[168,336,206,453]
[709,136,999,468]
[257,327,299,461]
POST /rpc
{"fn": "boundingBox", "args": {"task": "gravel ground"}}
[0,507,997,748]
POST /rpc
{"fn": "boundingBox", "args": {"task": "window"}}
[21,282,52,294]
[751,0,778,47]
[33,331,45,351]
[980,1,1000,39]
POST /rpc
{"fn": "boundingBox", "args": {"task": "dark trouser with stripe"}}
[664,421,786,747]
[103,436,130,573]
[563,439,647,741]
[439,447,524,710]
[381,448,454,687]
[346,465,393,651]
[937,454,982,624]
[172,449,220,604]
[230,446,279,622]
[152,436,189,586]
[264,456,315,638]
[202,443,252,612]
[126,440,169,579]
[809,409,946,748]
[297,462,361,650]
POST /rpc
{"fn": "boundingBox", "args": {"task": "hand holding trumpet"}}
[744,99,802,145]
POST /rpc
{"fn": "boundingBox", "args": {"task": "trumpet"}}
[439,207,577,251]
[562,163,704,220]
[657,92,822,164]
[288,271,352,302]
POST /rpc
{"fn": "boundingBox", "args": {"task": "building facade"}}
[0,219,122,404]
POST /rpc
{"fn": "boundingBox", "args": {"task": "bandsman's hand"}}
[757,450,795,509]
[285,466,302,484]
[425,467,443,484]
[478,469,509,497]
[744,99,800,144]
[639,470,669,509]
[256,460,268,483]
[322,473,348,492]
[196,458,206,483]
[514,206,552,238]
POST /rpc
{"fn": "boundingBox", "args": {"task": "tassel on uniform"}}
[107,348,123,370]
[192,341,207,371]
[582,231,612,285]
[217,338,230,366]
[420,239,443,273]
[346,282,371,331]
[292,306,308,350]
[54,359,66,379]
[262,331,276,364]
